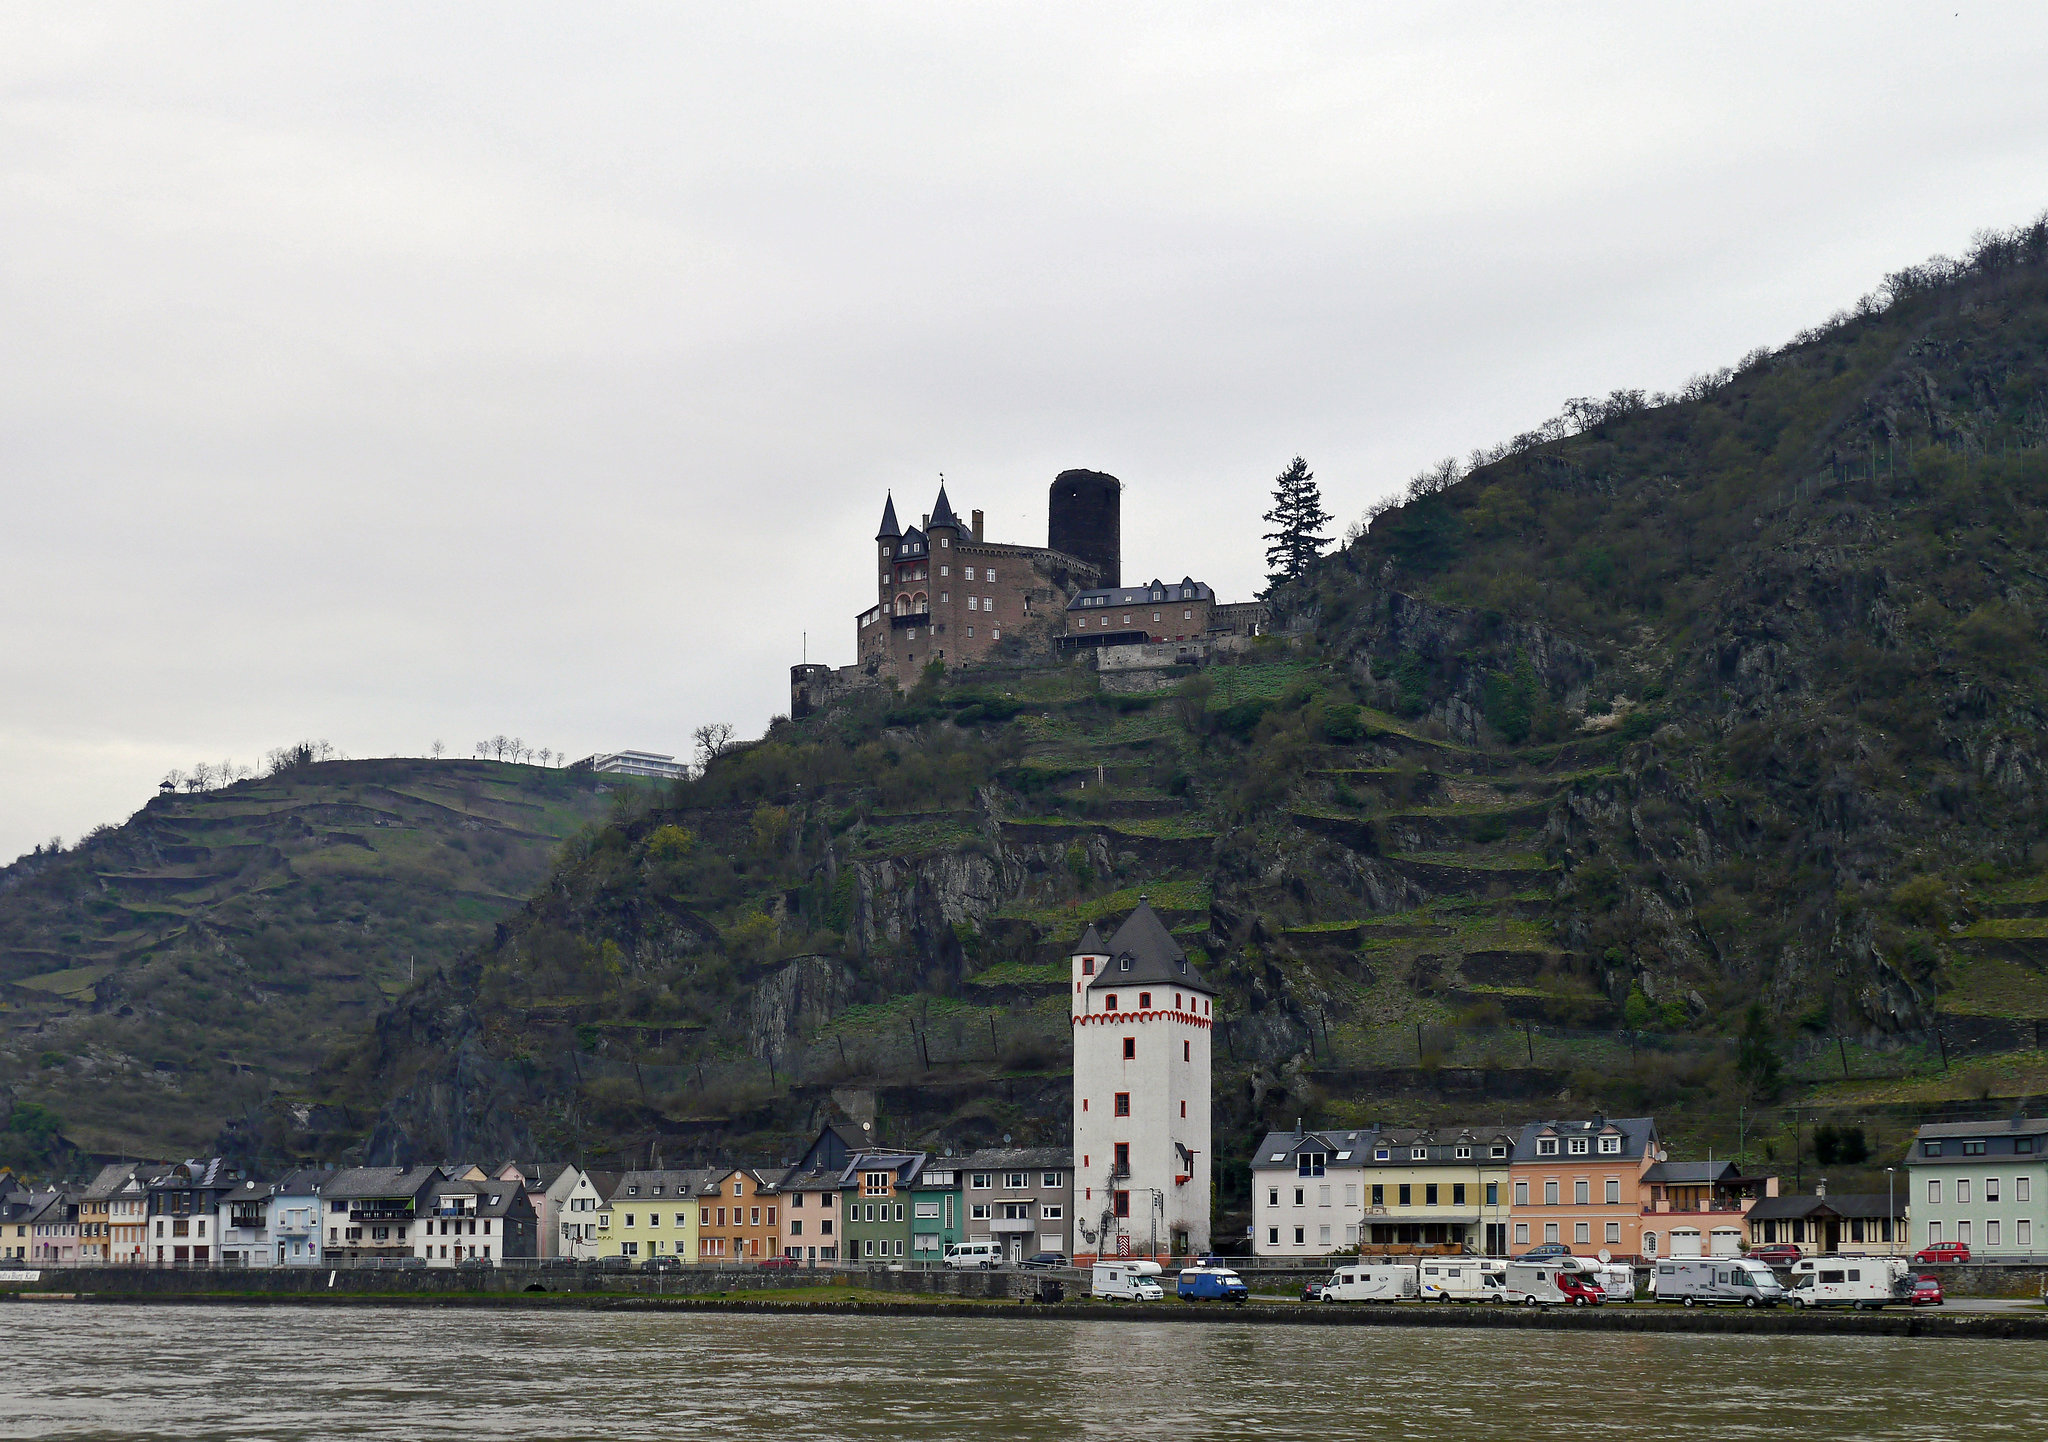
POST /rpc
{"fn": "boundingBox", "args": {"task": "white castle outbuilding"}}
[1070,900,1214,1261]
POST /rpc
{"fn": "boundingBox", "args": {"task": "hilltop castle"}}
[792,468,1266,714]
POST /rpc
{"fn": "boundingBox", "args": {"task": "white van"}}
[1788,1257,1912,1309]
[1651,1258,1784,1307]
[944,1241,1004,1270]
[1320,1263,1418,1302]
[1091,1260,1164,1300]
[1417,1259,1506,1302]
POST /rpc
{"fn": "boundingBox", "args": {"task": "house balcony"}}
[1642,1200,1755,1216]
[348,1206,416,1222]
[890,612,932,630]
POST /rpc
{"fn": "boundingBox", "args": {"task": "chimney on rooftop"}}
[972,509,984,541]
[1815,1177,1827,1198]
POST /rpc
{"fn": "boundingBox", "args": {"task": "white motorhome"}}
[1417,1258,1506,1302]
[1091,1260,1164,1300]
[1651,1258,1785,1308]
[944,1241,1004,1270]
[1788,1257,1912,1309]
[1593,1263,1639,1303]
[1504,1257,1604,1306]
[1321,1263,1419,1302]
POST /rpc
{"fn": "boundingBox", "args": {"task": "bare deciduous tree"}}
[431,739,445,760]
[693,722,735,769]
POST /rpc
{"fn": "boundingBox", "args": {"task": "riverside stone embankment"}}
[7,1266,2047,1338]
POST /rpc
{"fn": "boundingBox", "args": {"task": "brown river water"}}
[4,1305,2040,1440]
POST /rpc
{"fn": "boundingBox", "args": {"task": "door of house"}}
[1825,1220,1842,1252]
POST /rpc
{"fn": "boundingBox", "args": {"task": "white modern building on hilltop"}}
[576,750,687,781]
[1070,900,1213,1261]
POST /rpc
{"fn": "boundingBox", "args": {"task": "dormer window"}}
[1537,1139,1559,1157]
[1598,1136,1622,1155]
[1568,1138,1589,1156]
[1374,1148,1391,1162]
[1411,1148,1427,1161]
[1924,1141,1942,1156]
[1120,956,1131,971]
[1455,1146,1472,1159]
[1490,1145,1507,1158]
[1297,1153,1327,1178]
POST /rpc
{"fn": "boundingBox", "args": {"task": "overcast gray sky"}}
[4,3,2046,860]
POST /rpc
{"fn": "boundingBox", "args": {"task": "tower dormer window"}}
[1120,956,1131,971]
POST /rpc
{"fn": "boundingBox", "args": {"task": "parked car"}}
[943,1241,1004,1270]
[589,1255,635,1273]
[1022,1252,1069,1271]
[1300,1278,1324,1302]
[538,1257,581,1271]
[1911,1274,1945,1306]
[1747,1243,1802,1267]
[758,1255,799,1270]
[1515,1243,1573,1261]
[1912,1241,1971,1265]
[642,1255,685,1273]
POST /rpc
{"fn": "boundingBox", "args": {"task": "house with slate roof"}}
[1071,900,1215,1261]
[1508,1117,1663,1262]
[779,1123,866,1265]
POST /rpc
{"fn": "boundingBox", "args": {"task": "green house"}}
[839,1150,927,1263]
[911,1159,964,1260]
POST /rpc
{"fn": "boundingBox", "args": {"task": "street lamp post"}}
[1886,1167,1897,1258]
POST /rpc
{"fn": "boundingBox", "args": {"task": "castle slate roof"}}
[1073,923,1107,955]
[1068,577,1214,611]
[1086,901,1213,995]
[928,485,961,533]
[876,493,902,539]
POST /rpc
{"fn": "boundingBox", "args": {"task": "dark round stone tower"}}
[1048,469,1121,587]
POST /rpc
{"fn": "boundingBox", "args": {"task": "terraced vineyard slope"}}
[0,759,611,1160]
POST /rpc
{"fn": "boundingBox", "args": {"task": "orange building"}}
[697,1169,780,1262]
[1507,1117,1662,1262]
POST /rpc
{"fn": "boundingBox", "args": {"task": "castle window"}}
[986,569,996,582]
[965,567,976,580]
[1122,1037,1135,1059]
[1083,959,1094,974]
[966,597,976,610]
[1105,994,1117,1009]
[983,596,992,610]
[1152,612,1160,622]
[1114,1094,1130,1116]
[992,628,1000,639]
[1139,992,1151,1009]
[966,627,973,637]
[1184,610,1192,621]
[1121,615,1130,625]
[940,565,949,577]
[941,592,949,603]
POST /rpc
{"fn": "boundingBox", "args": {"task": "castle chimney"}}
[922,514,930,530]
[972,509,984,542]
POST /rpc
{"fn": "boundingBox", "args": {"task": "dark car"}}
[589,1255,635,1273]
[643,1255,686,1273]
[1911,1274,1945,1306]
[539,1256,581,1271]
[1748,1244,1802,1267]
[1912,1242,1971,1265]
[1516,1243,1572,1261]
[1022,1252,1069,1271]
[1301,1279,1324,1302]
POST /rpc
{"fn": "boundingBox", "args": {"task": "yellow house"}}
[602,1169,712,1264]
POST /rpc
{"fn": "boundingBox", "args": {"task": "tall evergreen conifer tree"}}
[1262,455,1331,593]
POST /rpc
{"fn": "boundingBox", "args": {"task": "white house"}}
[217,1178,275,1267]
[268,1169,327,1266]
[496,1161,591,1259]
[1070,900,1214,1262]
[557,1169,613,1260]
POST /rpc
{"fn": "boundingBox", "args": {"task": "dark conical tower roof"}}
[928,484,961,532]
[876,494,902,539]
[1087,899,1213,994]
[1074,923,1108,954]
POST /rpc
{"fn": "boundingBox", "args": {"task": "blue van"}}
[1176,1263,1248,1302]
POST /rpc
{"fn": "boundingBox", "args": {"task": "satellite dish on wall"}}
[862,1121,872,1131]
[1598,1248,1613,1264]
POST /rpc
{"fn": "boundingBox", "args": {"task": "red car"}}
[758,1254,800,1270]
[1912,1242,1971,1265]
[1748,1244,1801,1266]
[1911,1274,1945,1306]
[1557,1272,1606,1307]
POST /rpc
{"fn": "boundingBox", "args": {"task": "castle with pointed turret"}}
[854,472,1120,679]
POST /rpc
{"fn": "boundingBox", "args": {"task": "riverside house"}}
[953,1148,1072,1264]
[496,1161,588,1259]
[321,1167,439,1263]
[699,1169,781,1261]
[779,1124,864,1264]
[80,1162,151,1264]
[27,1189,81,1264]
[1746,1184,1905,1257]
[1909,1116,2048,1257]
[839,1151,926,1263]
[148,1159,238,1265]
[562,1170,614,1260]
[269,1169,327,1266]
[415,1174,538,1266]
[1251,1125,1514,1258]
[1638,1159,1777,1258]
[604,1169,711,1264]
[910,1158,963,1262]
[1507,1117,1662,1260]
[217,1178,275,1267]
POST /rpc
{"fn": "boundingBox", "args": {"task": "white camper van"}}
[1091,1260,1164,1301]
[1651,1258,1785,1307]
[944,1241,1004,1270]
[1417,1258,1507,1302]
[1504,1257,1605,1306]
[1788,1257,1912,1309]
[1320,1263,1419,1302]
[1593,1263,1640,1303]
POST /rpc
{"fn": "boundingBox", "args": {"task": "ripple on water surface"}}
[5,1306,2035,1441]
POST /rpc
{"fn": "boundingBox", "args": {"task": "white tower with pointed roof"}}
[1070,899,1214,1261]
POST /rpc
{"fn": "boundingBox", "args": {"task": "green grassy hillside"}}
[0,758,612,1161]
